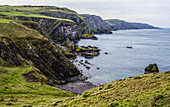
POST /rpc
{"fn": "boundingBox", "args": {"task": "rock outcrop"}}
[144,64,159,74]
[105,19,160,30]
[81,14,112,34]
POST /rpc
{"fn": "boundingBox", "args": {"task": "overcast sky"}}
[1,0,170,28]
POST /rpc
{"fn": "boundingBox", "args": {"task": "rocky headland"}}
[105,19,160,30]
[81,14,112,34]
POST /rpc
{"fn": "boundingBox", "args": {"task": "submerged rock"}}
[86,66,90,70]
[126,46,133,49]
[105,52,108,54]
[145,64,159,74]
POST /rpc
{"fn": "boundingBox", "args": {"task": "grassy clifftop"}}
[52,71,170,107]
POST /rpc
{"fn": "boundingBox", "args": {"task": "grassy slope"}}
[0,19,13,23]
[52,71,170,107]
[0,22,76,106]
[0,66,75,106]
[0,11,75,23]
[0,5,81,23]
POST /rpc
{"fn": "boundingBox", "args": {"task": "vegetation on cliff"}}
[0,21,80,85]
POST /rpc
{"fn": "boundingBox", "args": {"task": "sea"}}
[74,29,170,85]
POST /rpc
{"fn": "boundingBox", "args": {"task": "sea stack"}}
[144,64,159,74]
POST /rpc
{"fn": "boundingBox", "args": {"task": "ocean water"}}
[74,29,170,85]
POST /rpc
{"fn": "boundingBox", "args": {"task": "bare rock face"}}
[81,15,112,34]
[16,16,79,42]
[40,12,92,36]
[144,64,159,74]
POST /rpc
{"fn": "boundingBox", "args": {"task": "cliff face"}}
[81,14,112,34]
[0,22,81,85]
[40,12,92,36]
[132,23,160,29]
[15,16,79,42]
[105,19,160,30]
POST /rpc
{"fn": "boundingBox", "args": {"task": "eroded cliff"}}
[0,22,81,85]
[81,14,112,34]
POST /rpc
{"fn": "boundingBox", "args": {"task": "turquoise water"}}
[75,29,170,85]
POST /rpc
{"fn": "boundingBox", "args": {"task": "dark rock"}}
[83,64,86,67]
[126,46,133,49]
[105,52,108,54]
[86,66,90,70]
[97,67,100,70]
[85,60,88,63]
[144,64,159,74]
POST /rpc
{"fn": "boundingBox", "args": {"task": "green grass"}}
[0,22,45,40]
[0,66,75,106]
[0,11,75,23]
[0,19,13,23]
[0,5,84,23]
[51,71,170,107]
[0,5,76,13]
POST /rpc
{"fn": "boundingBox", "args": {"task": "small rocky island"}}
[145,64,159,74]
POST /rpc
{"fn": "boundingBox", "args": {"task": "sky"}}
[1,0,170,28]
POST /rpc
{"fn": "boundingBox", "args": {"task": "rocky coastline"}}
[0,5,162,95]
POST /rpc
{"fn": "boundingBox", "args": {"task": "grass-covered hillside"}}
[0,66,75,106]
[0,65,169,106]
[0,20,80,84]
[52,71,170,107]
[0,5,169,107]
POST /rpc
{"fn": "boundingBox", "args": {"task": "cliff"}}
[10,5,91,36]
[16,16,78,42]
[105,19,160,30]
[81,14,112,34]
[39,11,92,36]
[0,21,81,85]
[0,6,82,42]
